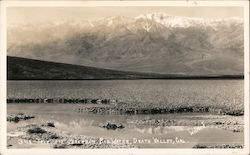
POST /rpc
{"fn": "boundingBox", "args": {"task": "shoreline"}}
[7,100,244,116]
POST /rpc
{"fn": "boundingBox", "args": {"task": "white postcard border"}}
[0,1,249,155]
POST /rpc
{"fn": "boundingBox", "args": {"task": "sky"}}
[7,6,243,24]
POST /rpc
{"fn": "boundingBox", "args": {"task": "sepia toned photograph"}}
[1,1,249,153]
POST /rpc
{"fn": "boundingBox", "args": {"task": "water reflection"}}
[133,125,206,135]
[7,104,244,148]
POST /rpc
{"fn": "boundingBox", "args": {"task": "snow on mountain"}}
[135,12,243,29]
[7,13,244,75]
[135,13,204,28]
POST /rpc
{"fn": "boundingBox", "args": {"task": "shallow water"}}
[7,80,244,148]
[8,104,244,148]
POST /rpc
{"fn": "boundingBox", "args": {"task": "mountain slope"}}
[7,56,243,80]
[7,13,244,75]
[7,56,178,80]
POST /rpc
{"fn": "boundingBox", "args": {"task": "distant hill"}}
[7,56,174,80]
[7,56,243,80]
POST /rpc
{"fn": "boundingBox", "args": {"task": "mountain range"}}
[7,13,244,76]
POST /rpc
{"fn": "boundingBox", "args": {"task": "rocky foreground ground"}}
[7,122,134,149]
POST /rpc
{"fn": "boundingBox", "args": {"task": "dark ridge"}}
[7,56,244,80]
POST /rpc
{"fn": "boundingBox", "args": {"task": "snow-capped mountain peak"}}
[135,12,204,28]
[135,12,243,29]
